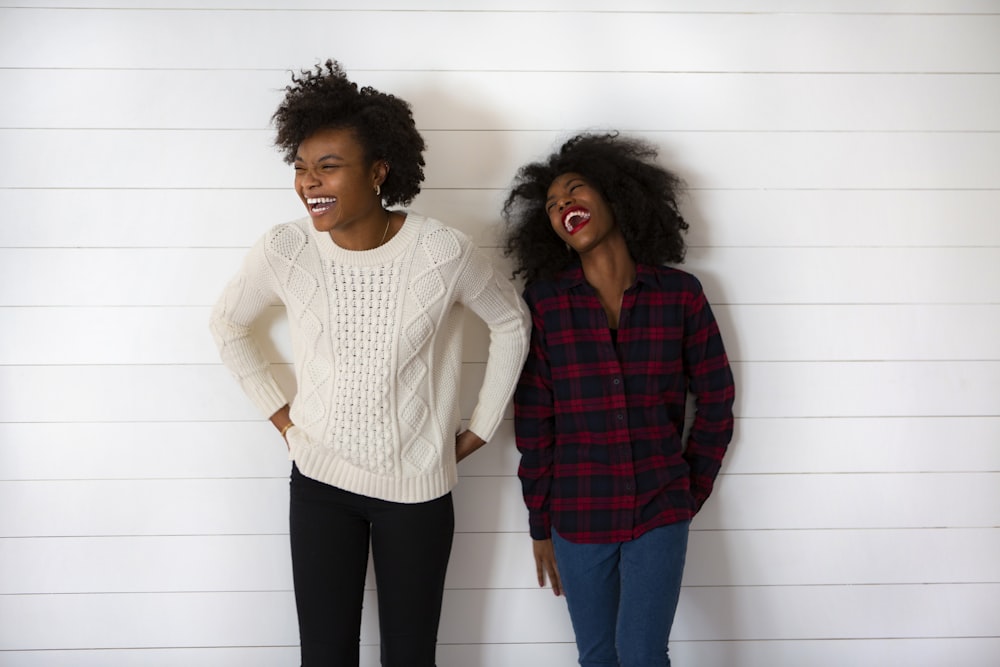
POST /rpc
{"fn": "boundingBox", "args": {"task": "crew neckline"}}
[308,212,422,266]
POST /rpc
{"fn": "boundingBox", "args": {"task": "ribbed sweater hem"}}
[291,441,458,504]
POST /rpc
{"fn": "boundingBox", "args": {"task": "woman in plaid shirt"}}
[502,132,735,667]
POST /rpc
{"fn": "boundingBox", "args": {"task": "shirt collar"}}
[554,261,658,290]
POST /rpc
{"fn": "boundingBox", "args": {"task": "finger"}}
[535,555,547,588]
[549,566,563,596]
[544,558,562,596]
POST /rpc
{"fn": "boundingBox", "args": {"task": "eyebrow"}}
[294,153,345,163]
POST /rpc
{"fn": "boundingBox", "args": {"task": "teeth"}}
[307,197,336,205]
[563,209,590,232]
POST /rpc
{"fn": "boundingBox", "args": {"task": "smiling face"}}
[294,127,386,237]
[545,172,620,254]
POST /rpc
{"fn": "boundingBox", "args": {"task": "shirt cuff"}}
[528,511,551,540]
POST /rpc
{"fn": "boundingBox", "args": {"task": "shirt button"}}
[616,413,624,420]
[613,378,621,386]
[625,482,634,491]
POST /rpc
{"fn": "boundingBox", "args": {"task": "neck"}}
[579,235,636,293]
[329,208,392,251]
[579,235,635,329]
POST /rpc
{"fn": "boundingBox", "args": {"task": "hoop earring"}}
[374,184,381,196]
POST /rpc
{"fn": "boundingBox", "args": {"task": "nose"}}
[299,167,321,188]
[557,195,573,212]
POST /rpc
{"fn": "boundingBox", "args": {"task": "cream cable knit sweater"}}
[210,214,530,503]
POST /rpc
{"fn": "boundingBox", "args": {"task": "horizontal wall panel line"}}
[2,245,998,250]
[2,186,1000,191]
[9,126,1000,133]
[6,583,998,599]
[3,414,998,423]
[11,357,1000,366]
[3,471,999,483]
[1,525,995,537]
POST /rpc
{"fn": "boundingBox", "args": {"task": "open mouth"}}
[306,196,336,214]
[561,206,591,234]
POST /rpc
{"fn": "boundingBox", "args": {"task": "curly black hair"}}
[502,132,689,284]
[271,59,426,206]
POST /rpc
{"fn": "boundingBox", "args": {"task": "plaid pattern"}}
[515,263,735,543]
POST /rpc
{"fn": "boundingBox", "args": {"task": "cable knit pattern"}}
[398,226,462,474]
[328,262,397,473]
[210,214,530,503]
[263,225,330,428]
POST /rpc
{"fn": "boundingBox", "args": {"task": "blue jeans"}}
[552,520,691,667]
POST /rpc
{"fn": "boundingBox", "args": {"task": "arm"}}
[455,246,531,446]
[681,281,736,512]
[514,299,556,542]
[514,294,562,596]
[208,237,290,420]
[516,299,562,594]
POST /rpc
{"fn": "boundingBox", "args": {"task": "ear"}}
[372,160,390,189]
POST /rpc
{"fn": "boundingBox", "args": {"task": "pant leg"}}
[369,492,455,667]
[289,465,371,667]
[551,528,622,667]
[616,520,691,667]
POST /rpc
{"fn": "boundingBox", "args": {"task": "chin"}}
[310,218,333,233]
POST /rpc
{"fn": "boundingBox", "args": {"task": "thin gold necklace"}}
[377,211,391,247]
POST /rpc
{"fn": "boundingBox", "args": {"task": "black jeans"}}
[289,464,455,667]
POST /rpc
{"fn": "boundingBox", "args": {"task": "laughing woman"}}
[210,60,529,667]
[502,132,735,667]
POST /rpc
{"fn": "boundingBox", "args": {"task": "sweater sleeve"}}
[681,278,736,512]
[208,236,290,418]
[454,245,531,443]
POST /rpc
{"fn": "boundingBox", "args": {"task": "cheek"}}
[549,213,565,235]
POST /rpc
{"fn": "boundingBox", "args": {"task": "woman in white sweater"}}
[209,60,530,667]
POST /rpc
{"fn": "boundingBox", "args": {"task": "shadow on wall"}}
[675,182,742,662]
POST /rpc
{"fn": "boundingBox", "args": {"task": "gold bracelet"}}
[279,422,295,438]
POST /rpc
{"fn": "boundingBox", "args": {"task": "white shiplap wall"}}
[1,1,999,665]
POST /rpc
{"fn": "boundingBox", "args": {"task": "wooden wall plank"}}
[718,305,1000,362]
[0,421,519,481]
[4,304,999,365]
[4,0,999,12]
[3,247,998,306]
[5,189,1000,249]
[1,473,997,537]
[3,639,998,667]
[0,363,516,422]
[3,528,997,595]
[6,70,1000,132]
[2,416,998,481]
[1,585,996,649]
[5,130,1000,189]
[2,10,998,72]
[724,417,1000,474]
[2,361,996,422]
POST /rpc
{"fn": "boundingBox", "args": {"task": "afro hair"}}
[271,59,426,206]
[502,132,689,284]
